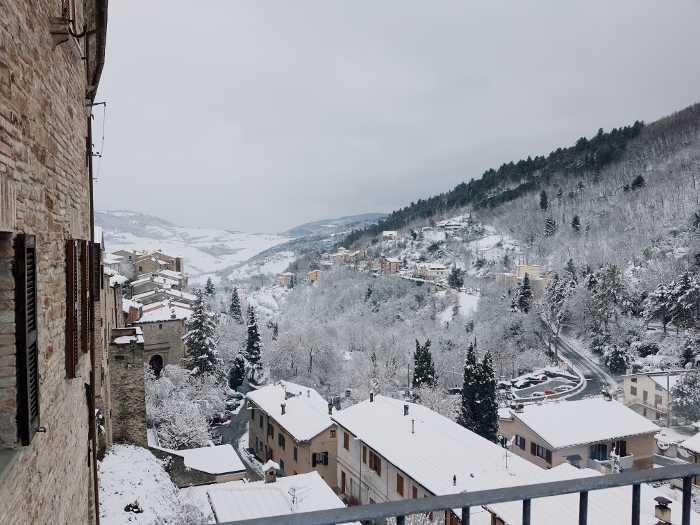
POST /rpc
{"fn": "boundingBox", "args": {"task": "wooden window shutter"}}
[79,239,90,353]
[65,240,79,378]
[90,241,101,301]
[15,234,40,445]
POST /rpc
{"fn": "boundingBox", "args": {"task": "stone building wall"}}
[108,329,147,448]
[138,318,188,371]
[0,1,107,524]
[94,272,124,456]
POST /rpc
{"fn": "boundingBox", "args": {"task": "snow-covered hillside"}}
[96,210,292,284]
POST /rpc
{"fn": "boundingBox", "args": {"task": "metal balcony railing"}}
[221,463,700,525]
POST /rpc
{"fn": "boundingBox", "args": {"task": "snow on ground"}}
[438,290,479,325]
[103,228,291,285]
[466,225,519,262]
[228,250,297,281]
[99,444,205,525]
[236,427,264,478]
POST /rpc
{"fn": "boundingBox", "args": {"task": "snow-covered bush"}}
[145,365,227,449]
[603,344,631,375]
[671,371,700,422]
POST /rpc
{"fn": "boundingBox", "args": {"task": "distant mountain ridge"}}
[95,210,388,284]
[284,212,387,237]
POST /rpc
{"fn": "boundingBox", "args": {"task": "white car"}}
[554,385,571,393]
[531,391,546,398]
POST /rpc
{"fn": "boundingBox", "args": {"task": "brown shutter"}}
[80,239,89,353]
[65,239,79,378]
[90,241,101,301]
[15,234,39,445]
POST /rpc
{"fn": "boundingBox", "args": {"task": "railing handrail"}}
[219,464,700,525]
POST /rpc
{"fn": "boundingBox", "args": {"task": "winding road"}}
[553,332,618,400]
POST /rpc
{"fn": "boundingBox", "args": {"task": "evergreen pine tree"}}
[413,339,436,388]
[513,273,533,313]
[544,216,557,237]
[476,351,498,442]
[183,290,220,376]
[244,305,262,381]
[539,190,549,211]
[457,342,479,433]
[204,277,216,296]
[228,354,246,390]
[229,287,243,323]
[565,259,577,282]
[447,266,465,289]
[571,215,581,232]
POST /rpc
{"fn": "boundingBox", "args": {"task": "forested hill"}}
[345,103,700,246]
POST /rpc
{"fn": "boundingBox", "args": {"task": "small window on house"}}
[643,390,649,402]
[368,450,381,476]
[158,323,163,329]
[362,445,367,464]
[250,408,255,420]
[293,446,298,462]
[279,459,285,473]
[330,428,336,438]
[514,435,526,450]
[396,474,404,496]
[630,377,637,383]
[343,432,349,450]
[531,442,552,463]
[259,414,263,428]
[278,433,285,450]
[412,486,418,499]
[655,394,662,406]
[630,386,637,396]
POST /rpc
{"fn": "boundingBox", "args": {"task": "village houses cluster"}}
[2,2,700,525]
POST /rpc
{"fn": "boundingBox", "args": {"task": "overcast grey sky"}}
[95,1,700,233]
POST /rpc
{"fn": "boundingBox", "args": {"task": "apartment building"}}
[247,381,338,489]
[498,398,659,472]
[622,370,683,423]
[332,394,542,524]
[0,2,108,523]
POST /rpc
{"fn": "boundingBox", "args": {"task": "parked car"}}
[554,385,571,393]
[226,399,240,411]
[531,391,545,398]
[210,413,231,427]
[543,389,555,395]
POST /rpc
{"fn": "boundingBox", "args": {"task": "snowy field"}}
[99,213,292,285]
[438,290,480,325]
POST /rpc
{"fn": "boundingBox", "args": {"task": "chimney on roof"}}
[281,403,286,415]
[334,396,341,411]
[452,474,457,487]
[369,392,374,403]
[654,496,672,524]
[403,404,409,416]
[328,401,333,415]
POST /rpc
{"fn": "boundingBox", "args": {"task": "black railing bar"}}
[220,464,700,525]
[631,484,640,525]
[522,498,531,525]
[579,490,588,525]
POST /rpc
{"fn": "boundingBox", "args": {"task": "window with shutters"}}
[368,450,381,476]
[343,431,349,450]
[65,239,80,378]
[15,234,40,445]
[90,241,101,301]
[396,473,404,496]
[79,239,90,354]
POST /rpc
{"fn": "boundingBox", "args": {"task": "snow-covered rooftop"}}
[681,432,700,454]
[158,269,185,279]
[103,252,122,265]
[175,444,246,475]
[205,472,358,524]
[651,374,681,391]
[487,464,700,525]
[135,300,192,323]
[505,398,659,449]
[111,327,144,345]
[333,395,543,497]
[121,297,142,314]
[246,381,332,442]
